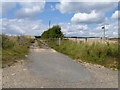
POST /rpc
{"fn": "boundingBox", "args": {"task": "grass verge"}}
[2,34,34,68]
[44,39,119,70]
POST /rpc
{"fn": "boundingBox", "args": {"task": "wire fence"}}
[46,38,62,46]
[43,37,118,46]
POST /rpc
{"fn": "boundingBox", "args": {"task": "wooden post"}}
[58,38,61,45]
[76,37,77,43]
[85,38,87,42]
[100,37,102,43]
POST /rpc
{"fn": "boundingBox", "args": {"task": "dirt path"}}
[2,40,118,88]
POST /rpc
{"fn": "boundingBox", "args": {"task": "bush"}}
[41,25,64,39]
[2,35,15,49]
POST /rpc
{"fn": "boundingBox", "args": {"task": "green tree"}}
[41,25,64,39]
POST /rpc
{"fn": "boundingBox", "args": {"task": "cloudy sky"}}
[1,0,119,37]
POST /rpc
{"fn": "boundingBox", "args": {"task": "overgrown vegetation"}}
[2,34,33,68]
[41,25,64,39]
[45,39,119,70]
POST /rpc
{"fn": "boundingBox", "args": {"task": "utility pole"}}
[49,20,51,29]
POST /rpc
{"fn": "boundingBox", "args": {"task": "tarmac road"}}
[2,40,118,88]
[27,41,93,83]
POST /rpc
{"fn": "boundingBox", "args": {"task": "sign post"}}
[102,25,105,43]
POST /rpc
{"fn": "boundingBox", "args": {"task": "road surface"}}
[2,40,118,88]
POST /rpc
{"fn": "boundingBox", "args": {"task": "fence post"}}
[76,37,77,43]
[85,38,87,42]
[58,38,61,45]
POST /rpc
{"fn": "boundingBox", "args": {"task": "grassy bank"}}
[2,35,33,68]
[45,39,119,70]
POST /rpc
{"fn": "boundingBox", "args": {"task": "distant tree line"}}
[41,25,64,39]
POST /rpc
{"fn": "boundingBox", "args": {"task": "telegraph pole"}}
[49,20,51,29]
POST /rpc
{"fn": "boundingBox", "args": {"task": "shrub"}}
[2,35,15,49]
[41,25,64,39]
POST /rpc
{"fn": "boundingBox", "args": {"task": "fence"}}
[67,37,118,44]
[43,37,118,47]
[46,38,62,46]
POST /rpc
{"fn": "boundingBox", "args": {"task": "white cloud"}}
[112,10,120,19]
[1,18,118,37]
[32,25,40,30]
[58,23,89,37]
[1,18,47,36]
[0,2,16,15]
[1,1,45,18]
[56,1,117,14]
[58,21,118,37]
[92,21,118,37]
[15,1,45,18]
[56,0,119,2]
[71,11,105,24]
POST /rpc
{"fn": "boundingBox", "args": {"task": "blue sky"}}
[2,2,74,24]
[1,1,119,37]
